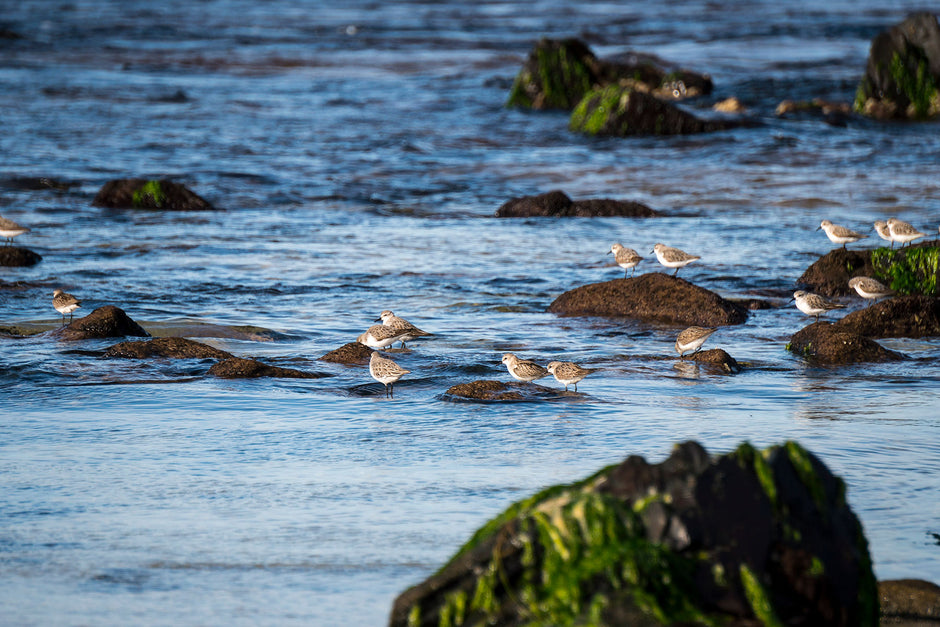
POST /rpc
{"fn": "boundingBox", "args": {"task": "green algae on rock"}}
[506,38,600,111]
[389,441,878,627]
[871,245,940,296]
[93,178,215,210]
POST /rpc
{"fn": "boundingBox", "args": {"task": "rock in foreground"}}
[494,190,658,218]
[390,440,877,627]
[787,321,904,364]
[549,274,748,326]
[93,178,215,210]
[443,380,560,402]
[0,246,42,267]
[104,337,232,360]
[54,306,150,341]
[208,356,327,379]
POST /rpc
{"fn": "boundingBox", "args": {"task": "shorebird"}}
[818,220,866,249]
[501,353,549,382]
[651,243,700,277]
[52,289,81,324]
[375,310,431,349]
[608,243,643,278]
[790,290,845,322]
[545,361,600,392]
[369,351,410,398]
[0,216,30,245]
[848,277,894,306]
[357,324,411,350]
[675,326,718,356]
[886,218,926,247]
[873,220,893,247]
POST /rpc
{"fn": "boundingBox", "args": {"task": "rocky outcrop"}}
[92,178,215,210]
[834,295,940,338]
[683,348,741,373]
[799,243,940,298]
[787,321,904,364]
[879,579,940,623]
[0,246,42,267]
[443,380,559,402]
[798,248,877,297]
[495,190,658,218]
[319,342,373,364]
[855,13,940,120]
[54,306,149,341]
[208,356,327,379]
[549,274,748,326]
[104,337,232,360]
[389,440,878,627]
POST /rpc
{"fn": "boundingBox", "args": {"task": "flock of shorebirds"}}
[4,211,936,398]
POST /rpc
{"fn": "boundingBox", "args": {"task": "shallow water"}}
[2,1,939,625]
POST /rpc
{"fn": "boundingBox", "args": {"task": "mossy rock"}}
[798,248,878,297]
[389,441,878,627]
[506,38,602,111]
[93,178,215,210]
[569,85,734,137]
[854,13,940,120]
[870,244,940,297]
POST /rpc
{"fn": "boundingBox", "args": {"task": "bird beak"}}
[815,226,821,231]
[787,297,794,303]
[606,250,612,255]
[374,317,382,322]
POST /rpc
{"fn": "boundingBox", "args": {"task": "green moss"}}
[734,443,777,511]
[132,180,167,208]
[871,246,940,296]
[855,522,880,626]
[570,85,631,135]
[506,41,594,110]
[889,50,939,118]
[439,590,467,627]
[809,556,825,577]
[407,603,421,627]
[739,564,784,627]
[784,441,827,515]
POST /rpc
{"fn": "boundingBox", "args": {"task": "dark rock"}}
[776,98,854,126]
[208,356,327,379]
[880,579,940,622]
[798,248,879,297]
[104,337,232,360]
[834,295,940,338]
[389,440,877,627]
[787,321,904,364]
[443,380,560,402]
[0,246,42,267]
[549,274,748,326]
[319,342,373,364]
[570,85,736,137]
[92,178,215,210]
[54,306,150,341]
[684,348,741,373]
[855,13,940,120]
[0,176,76,191]
[494,189,659,218]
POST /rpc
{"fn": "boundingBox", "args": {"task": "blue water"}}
[2,1,939,624]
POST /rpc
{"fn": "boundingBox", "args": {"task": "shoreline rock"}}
[93,178,215,211]
[52,306,150,341]
[787,321,904,364]
[495,190,659,218]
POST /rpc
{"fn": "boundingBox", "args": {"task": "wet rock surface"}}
[683,348,741,373]
[835,296,940,339]
[389,440,877,627]
[494,189,658,218]
[53,305,150,341]
[208,356,327,379]
[798,248,877,297]
[443,379,560,401]
[0,246,42,267]
[787,321,904,364]
[880,579,940,623]
[319,342,374,364]
[92,178,215,210]
[549,274,748,326]
[104,337,233,360]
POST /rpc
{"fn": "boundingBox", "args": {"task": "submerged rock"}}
[92,178,215,210]
[548,274,748,326]
[0,246,42,267]
[787,321,904,364]
[389,440,878,627]
[104,337,232,360]
[319,342,373,364]
[495,190,658,218]
[443,379,559,402]
[834,295,940,338]
[54,306,150,341]
[855,13,940,120]
[683,348,740,373]
[208,356,327,379]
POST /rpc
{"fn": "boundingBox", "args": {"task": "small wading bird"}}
[52,289,81,325]
[651,243,700,277]
[790,290,845,322]
[675,326,718,356]
[369,351,409,398]
[886,217,926,247]
[608,243,643,278]
[817,220,866,249]
[848,276,894,306]
[357,324,410,350]
[873,220,893,247]
[501,353,548,382]
[545,361,600,392]
[375,310,431,349]
[0,215,30,245]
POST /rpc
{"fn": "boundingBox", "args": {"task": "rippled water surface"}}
[2,1,940,625]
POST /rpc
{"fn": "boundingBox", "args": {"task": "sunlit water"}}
[2,1,939,625]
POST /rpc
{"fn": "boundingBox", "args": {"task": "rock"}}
[548,274,748,326]
[834,295,940,338]
[54,306,150,341]
[208,356,327,379]
[713,96,746,113]
[494,190,659,218]
[104,337,232,360]
[787,321,904,364]
[855,13,940,120]
[443,379,559,402]
[798,248,879,297]
[570,85,735,137]
[0,246,42,267]
[880,579,940,622]
[319,342,373,364]
[92,178,215,210]
[683,348,740,373]
[389,440,878,627]
[775,98,853,125]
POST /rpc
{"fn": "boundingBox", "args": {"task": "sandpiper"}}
[52,289,81,324]
[873,220,893,247]
[609,243,643,278]
[376,310,431,349]
[501,353,549,382]
[886,218,926,247]
[369,351,410,398]
[675,326,718,356]
[0,216,30,245]
[651,243,700,277]
[817,220,866,249]
[357,324,410,349]
[848,277,894,306]
[791,290,845,321]
[545,360,600,392]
